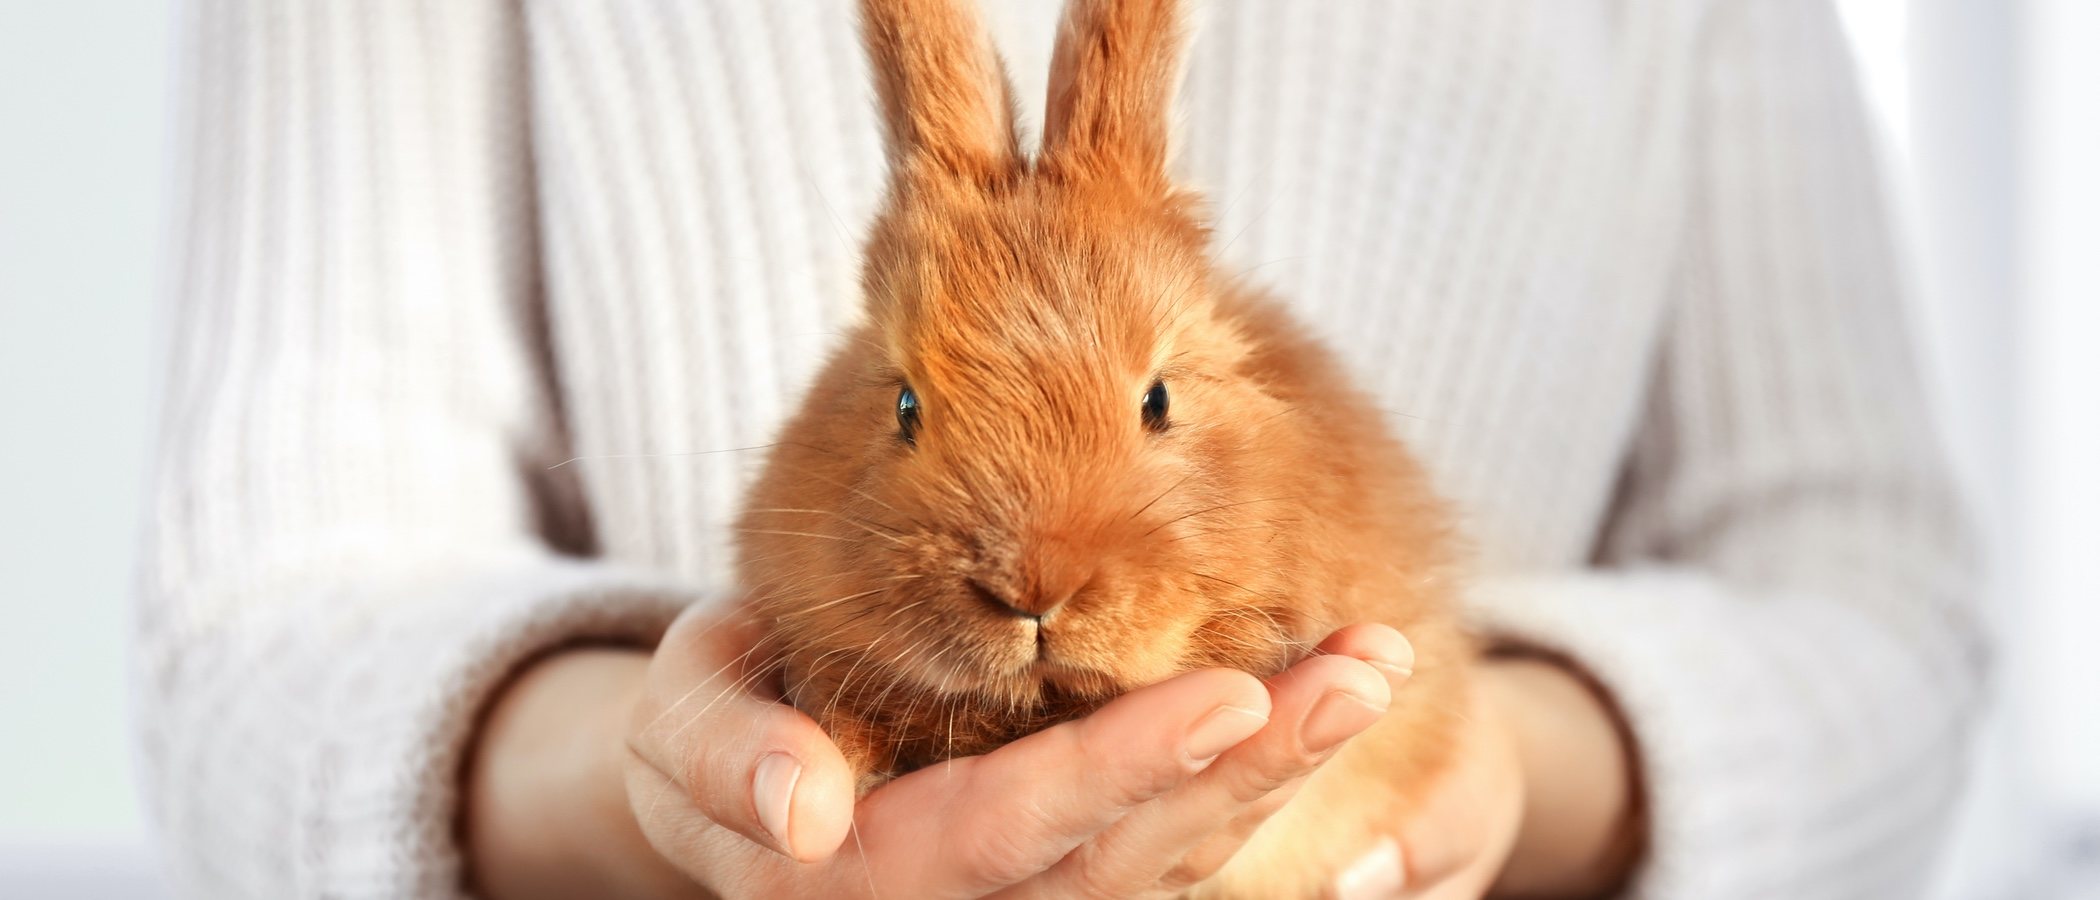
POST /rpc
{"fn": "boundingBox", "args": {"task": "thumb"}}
[628,609,857,863]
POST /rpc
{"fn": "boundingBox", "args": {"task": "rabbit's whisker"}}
[1127,472,1194,524]
[1143,495,1303,537]
[736,527,860,544]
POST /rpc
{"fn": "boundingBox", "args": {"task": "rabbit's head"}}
[739,0,1450,770]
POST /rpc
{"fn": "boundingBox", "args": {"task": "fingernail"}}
[1185,705,1269,765]
[1332,838,1406,899]
[1366,659,1413,694]
[1368,632,1415,678]
[1300,689,1387,754]
[752,752,802,856]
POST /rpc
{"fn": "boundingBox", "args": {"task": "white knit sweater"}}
[141,0,1983,896]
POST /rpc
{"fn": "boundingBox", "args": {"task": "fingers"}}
[1055,625,1413,894]
[856,667,1272,897]
[1328,839,1406,900]
[1176,626,1417,888]
[1391,686,1522,896]
[1345,660,1523,900]
[1401,838,1506,900]
[627,608,857,863]
[1030,648,1395,897]
[624,613,1429,900]
[1316,623,1415,694]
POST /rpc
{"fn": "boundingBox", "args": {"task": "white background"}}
[0,0,169,883]
[0,1,2091,896]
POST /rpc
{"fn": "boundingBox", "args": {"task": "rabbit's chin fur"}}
[730,0,1473,893]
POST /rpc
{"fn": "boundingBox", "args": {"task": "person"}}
[140,0,1983,897]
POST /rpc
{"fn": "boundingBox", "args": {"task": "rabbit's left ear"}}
[861,0,1022,184]
[1039,0,1188,190]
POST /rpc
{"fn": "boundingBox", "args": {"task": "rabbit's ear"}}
[861,0,1021,183]
[1040,0,1186,188]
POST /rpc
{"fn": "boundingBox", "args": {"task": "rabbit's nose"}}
[969,577,1042,621]
[969,572,1084,620]
[969,538,1095,620]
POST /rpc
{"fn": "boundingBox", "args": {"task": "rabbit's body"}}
[734,0,1470,893]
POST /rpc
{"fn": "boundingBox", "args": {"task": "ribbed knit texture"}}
[141,1,1983,897]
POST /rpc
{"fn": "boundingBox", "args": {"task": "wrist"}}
[464,647,697,900]
[1479,656,1644,899]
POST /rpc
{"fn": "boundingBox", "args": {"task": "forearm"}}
[465,647,699,900]
[1482,657,1643,899]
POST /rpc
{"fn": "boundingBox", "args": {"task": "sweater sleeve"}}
[1465,2,1988,897]
[139,2,697,896]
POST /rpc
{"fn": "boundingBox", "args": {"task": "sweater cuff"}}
[299,554,700,897]
[1465,571,1970,899]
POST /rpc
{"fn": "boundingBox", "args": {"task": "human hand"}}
[1325,658,1639,900]
[619,606,1415,898]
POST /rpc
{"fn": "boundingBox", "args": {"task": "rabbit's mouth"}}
[895,632,1121,699]
[881,620,1130,711]
[1025,657,1122,700]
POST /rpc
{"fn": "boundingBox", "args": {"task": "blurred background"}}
[0,1,2091,896]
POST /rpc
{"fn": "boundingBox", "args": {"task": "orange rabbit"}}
[734,0,1471,892]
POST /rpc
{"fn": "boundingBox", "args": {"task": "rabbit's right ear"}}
[861,0,1021,184]
[1039,0,1186,190]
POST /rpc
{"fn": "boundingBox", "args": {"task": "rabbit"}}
[732,0,1472,893]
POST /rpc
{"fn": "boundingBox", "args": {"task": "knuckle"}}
[1158,853,1226,892]
[1059,843,1141,900]
[1074,720,1186,808]
[1220,753,1307,804]
[1218,783,1297,838]
[1107,760,1187,808]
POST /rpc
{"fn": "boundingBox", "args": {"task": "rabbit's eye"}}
[1141,380,1170,432]
[897,384,922,444]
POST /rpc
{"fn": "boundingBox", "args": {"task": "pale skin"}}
[465,607,1639,899]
